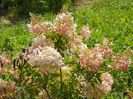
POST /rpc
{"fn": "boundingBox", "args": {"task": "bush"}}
[0,11,132,98]
[0,0,75,18]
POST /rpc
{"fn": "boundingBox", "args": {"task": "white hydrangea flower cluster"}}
[24,34,64,73]
[31,34,54,49]
[26,46,63,67]
[100,72,113,94]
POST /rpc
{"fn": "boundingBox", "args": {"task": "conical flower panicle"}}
[93,38,112,58]
[54,11,77,37]
[26,46,63,67]
[28,22,54,35]
[99,72,113,94]
[112,52,132,72]
[28,13,54,35]
[79,49,103,71]
[31,34,54,49]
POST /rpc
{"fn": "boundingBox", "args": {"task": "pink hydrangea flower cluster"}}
[0,67,4,74]
[79,38,112,71]
[28,13,54,35]
[79,49,103,71]
[112,52,132,72]
[28,11,77,37]
[0,55,13,67]
[0,79,15,93]
[54,11,77,37]
[0,56,13,74]
[28,22,54,35]
[100,72,113,94]
[93,38,112,58]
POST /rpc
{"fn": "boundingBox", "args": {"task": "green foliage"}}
[46,0,66,13]
[74,0,133,52]
[0,23,32,58]
[0,0,50,18]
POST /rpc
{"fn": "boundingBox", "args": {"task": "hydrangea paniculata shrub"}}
[25,11,132,98]
[0,11,132,98]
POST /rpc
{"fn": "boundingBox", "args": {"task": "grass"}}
[74,0,133,52]
[0,22,32,58]
[0,0,133,98]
